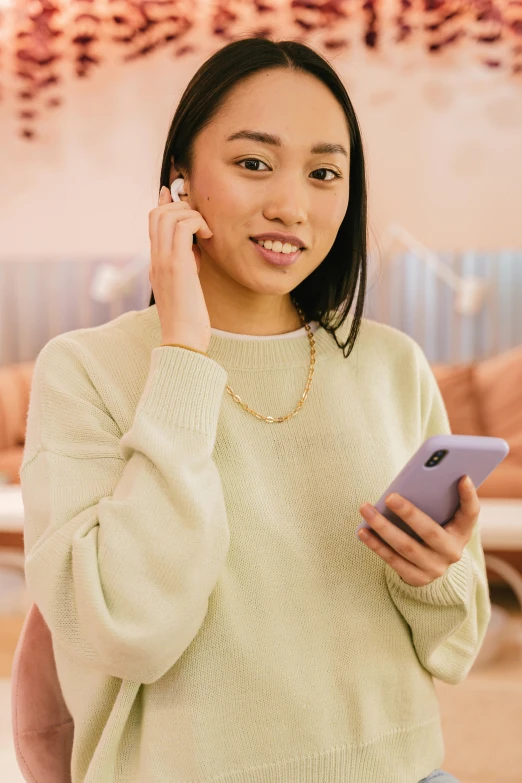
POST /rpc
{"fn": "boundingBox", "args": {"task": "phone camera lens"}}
[425,449,448,468]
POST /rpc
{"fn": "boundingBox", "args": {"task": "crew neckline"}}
[210,321,320,340]
[137,304,353,370]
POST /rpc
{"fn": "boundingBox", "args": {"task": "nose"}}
[261,175,308,226]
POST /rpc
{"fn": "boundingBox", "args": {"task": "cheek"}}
[196,194,222,237]
[220,186,248,214]
[329,193,349,224]
[206,189,252,241]
[313,212,345,245]
[203,186,240,222]
[312,188,348,223]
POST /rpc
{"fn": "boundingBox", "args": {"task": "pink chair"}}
[11,602,74,783]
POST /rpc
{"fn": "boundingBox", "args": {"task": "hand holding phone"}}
[355,434,509,586]
[357,434,510,545]
[148,178,214,352]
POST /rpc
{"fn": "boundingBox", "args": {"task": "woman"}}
[21,36,490,783]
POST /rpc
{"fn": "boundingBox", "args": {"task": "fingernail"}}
[464,476,472,489]
[387,494,403,509]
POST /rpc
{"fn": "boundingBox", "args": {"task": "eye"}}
[236,158,341,181]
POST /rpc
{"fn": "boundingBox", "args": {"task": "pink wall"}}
[0,35,520,259]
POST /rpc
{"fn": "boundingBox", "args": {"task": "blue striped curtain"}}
[0,250,521,366]
[364,249,522,364]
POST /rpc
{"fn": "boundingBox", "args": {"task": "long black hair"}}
[151,36,368,358]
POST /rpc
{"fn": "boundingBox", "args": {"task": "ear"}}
[169,156,186,186]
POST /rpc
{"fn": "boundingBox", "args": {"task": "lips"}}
[251,238,301,253]
[250,238,302,266]
[250,235,306,249]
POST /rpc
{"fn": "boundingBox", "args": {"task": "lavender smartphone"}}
[356,434,510,545]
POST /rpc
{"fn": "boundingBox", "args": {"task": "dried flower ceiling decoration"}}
[0,0,521,141]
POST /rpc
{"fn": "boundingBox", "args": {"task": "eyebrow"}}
[226,130,348,158]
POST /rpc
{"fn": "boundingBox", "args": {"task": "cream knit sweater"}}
[20,305,491,783]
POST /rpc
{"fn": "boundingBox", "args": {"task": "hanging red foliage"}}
[0,0,520,141]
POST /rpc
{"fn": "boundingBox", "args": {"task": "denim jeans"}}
[419,770,461,783]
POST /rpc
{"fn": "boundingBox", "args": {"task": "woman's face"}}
[170,68,351,300]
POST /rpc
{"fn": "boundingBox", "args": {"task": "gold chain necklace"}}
[161,303,316,423]
[224,302,316,423]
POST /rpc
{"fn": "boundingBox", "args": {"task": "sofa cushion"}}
[0,362,34,452]
[477,460,522,499]
[0,445,24,485]
[473,344,522,463]
[430,364,484,436]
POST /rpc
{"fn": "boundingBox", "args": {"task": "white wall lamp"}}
[378,222,490,316]
[90,253,150,304]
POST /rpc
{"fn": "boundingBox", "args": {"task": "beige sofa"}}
[430,343,522,499]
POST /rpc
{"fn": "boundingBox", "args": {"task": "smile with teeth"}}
[252,238,301,255]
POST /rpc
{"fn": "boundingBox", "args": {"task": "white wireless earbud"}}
[170,178,187,201]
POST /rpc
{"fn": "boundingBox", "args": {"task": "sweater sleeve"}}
[383,341,492,685]
[21,337,231,684]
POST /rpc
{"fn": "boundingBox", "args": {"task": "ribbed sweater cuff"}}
[138,346,228,439]
[384,547,475,606]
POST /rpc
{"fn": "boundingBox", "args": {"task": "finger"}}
[383,494,453,552]
[157,214,203,263]
[148,187,187,259]
[159,185,172,204]
[443,475,481,537]
[151,207,202,261]
[149,195,169,260]
[154,188,213,238]
[360,504,435,568]
[359,528,435,586]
